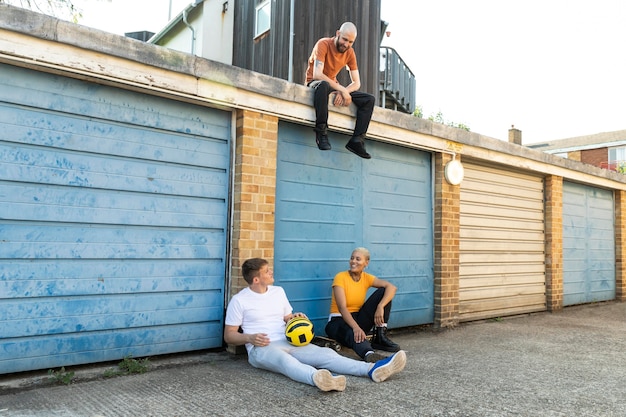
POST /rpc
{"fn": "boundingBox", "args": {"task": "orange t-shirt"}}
[305,37,358,85]
[329,271,376,314]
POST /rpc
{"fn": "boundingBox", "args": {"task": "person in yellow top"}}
[325,247,401,362]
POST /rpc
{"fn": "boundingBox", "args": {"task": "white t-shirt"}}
[224,285,292,352]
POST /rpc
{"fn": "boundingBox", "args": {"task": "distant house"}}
[528,129,626,173]
[148,0,416,114]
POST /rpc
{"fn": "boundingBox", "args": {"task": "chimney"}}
[509,125,522,145]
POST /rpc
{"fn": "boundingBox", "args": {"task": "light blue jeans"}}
[247,339,371,386]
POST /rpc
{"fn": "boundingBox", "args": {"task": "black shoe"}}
[315,132,331,150]
[314,124,331,151]
[372,326,400,352]
[345,136,371,159]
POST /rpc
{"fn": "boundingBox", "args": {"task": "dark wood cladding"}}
[233,0,382,101]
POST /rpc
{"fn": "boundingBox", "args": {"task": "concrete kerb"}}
[0,349,228,394]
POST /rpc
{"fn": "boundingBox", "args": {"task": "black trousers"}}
[308,80,375,138]
[325,287,391,359]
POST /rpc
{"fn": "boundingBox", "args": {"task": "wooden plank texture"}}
[274,122,434,332]
[0,63,230,374]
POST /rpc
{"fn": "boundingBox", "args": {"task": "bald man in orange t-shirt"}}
[305,22,375,159]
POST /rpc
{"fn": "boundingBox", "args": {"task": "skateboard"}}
[312,334,373,352]
[312,335,342,351]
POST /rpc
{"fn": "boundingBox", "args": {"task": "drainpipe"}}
[288,0,294,82]
[183,7,196,55]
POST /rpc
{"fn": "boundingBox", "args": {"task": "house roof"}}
[527,129,626,153]
[148,0,205,44]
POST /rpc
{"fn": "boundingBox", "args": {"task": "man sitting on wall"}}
[305,21,375,159]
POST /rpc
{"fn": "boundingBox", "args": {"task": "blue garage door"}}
[274,122,433,334]
[0,64,230,374]
[563,182,615,306]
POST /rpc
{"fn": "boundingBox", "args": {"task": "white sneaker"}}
[313,369,347,392]
[368,350,407,382]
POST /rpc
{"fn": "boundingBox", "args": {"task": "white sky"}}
[39,0,626,143]
[70,0,189,33]
[381,0,626,143]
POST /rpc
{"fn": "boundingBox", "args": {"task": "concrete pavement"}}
[1,301,626,416]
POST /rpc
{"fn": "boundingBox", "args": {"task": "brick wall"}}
[580,147,608,168]
[230,109,278,298]
[544,175,563,311]
[433,153,460,327]
[567,150,581,162]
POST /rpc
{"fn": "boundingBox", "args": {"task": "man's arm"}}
[224,324,270,347]
[312,60,356,107]
[345,68,361,94]
[312,59,344,90]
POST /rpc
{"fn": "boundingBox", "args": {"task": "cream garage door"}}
[459,162,545,321]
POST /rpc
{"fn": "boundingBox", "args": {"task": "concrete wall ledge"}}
[2,4,625,188]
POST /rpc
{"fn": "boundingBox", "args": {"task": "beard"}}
[335,38,348,53]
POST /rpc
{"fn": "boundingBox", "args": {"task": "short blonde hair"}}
[352,247,370,261]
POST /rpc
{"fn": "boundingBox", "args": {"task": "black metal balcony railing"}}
[379,46,416,114]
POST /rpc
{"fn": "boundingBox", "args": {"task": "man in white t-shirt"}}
[224,258,407,391]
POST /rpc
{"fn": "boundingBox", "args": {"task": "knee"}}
[313,81,331,96]
[370,287,389,304]
[325,320,337,337]
[373,287,386,297]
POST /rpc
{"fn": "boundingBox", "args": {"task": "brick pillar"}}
[231,109,278,298]
[433,153,460,327]
[615,190,626,301]
[544,175,563,311]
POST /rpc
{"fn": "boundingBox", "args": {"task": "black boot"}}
[372,326,400,352]
[345,135,371,159]
[314,124,331,150]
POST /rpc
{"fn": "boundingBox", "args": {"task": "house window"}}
[608,146,626,171]
[608,146,626,162]
[255,0,271,38]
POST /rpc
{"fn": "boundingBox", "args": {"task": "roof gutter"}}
[148,0,205,45]
[540,141,626,154]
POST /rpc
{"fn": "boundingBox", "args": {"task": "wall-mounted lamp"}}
[444,154,464,185]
